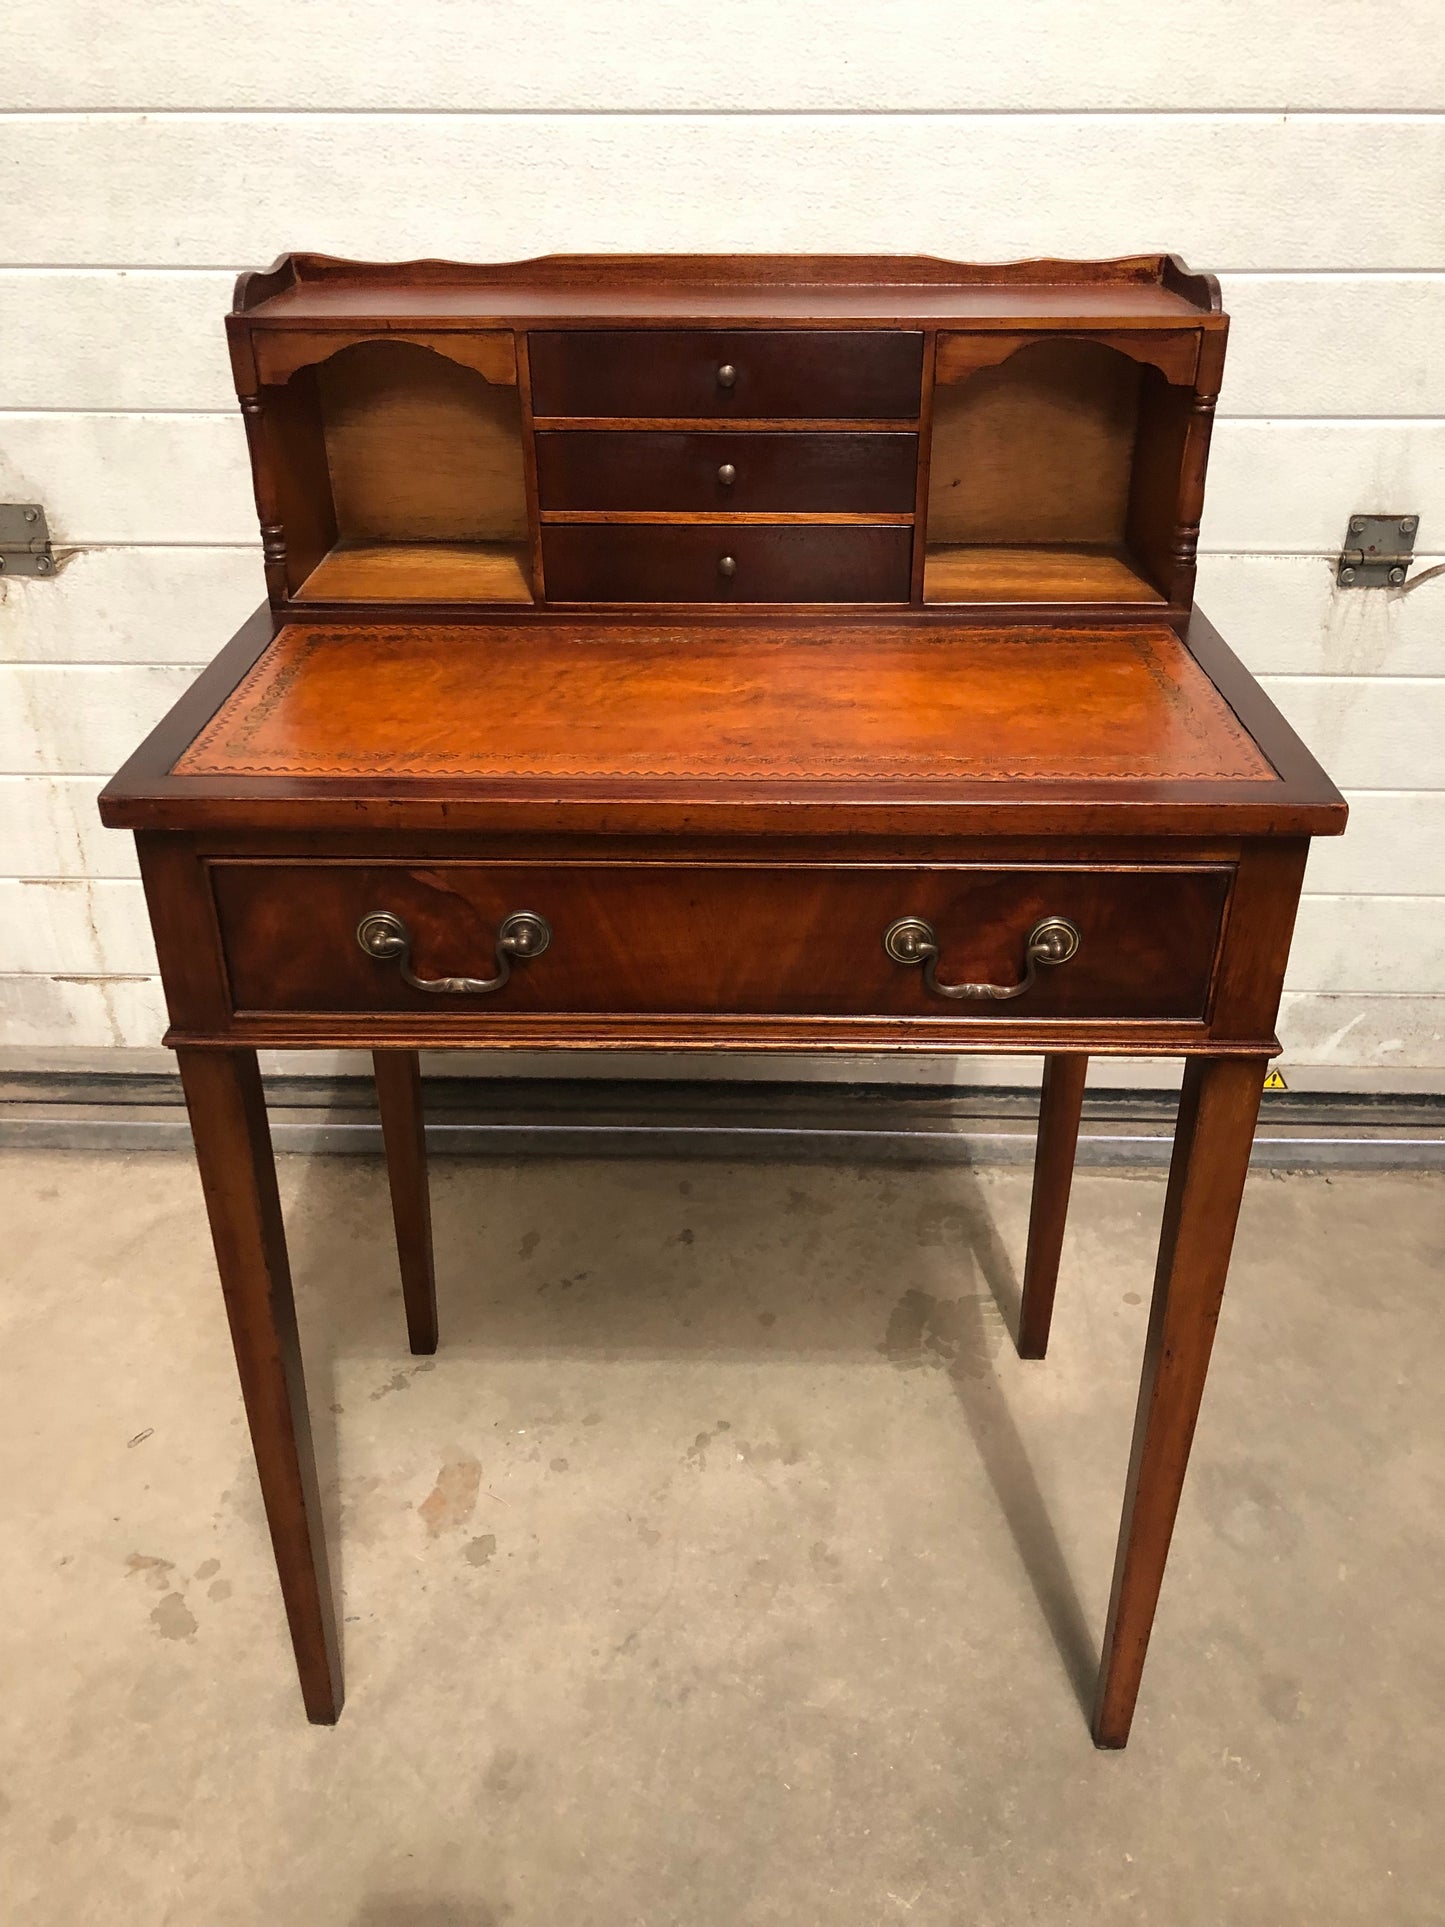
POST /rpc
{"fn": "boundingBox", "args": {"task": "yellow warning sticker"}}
[1262,1068,1288,1091]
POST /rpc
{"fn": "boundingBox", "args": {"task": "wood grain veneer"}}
[528,329,925,421]
[317,343,528,543]
[255,329,516,388]
[294,541,533,603]
[926,339,1143,547]
[923,546,1163,604]
[534,429,919,514]
[540,523,913,604]
[936,329,1199,387]
[210,859,1231,1021]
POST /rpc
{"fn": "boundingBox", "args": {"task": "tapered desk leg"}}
[372,1049,438,1356]
[1092,1055,1266,1748]
[177,1047,342,1724]
[1018,1053,1089,1359]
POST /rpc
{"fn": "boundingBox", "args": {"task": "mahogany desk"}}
[100,253,1346,1746]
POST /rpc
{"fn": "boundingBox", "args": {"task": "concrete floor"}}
[2,1147,1442,1926]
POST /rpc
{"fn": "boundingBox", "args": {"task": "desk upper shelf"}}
[233,252,1222,330]
[225,252,1227,624]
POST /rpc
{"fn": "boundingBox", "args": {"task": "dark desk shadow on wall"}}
[278,1134,1100,1726]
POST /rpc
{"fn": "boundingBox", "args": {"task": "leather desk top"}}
[174,621,1274,789]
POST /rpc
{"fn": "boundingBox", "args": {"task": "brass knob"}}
[1029,918,1081,966]
[717,462,737,486]
[717,554,737,579]
[717,363,737,389]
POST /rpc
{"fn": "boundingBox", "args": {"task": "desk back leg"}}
[1017,1053,1089,1359]
[373,1049,438,1355]
[1092,1053,1266,1747]
[177,1046,342,1724]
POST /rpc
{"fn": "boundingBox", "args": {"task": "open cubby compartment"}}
[923,333,1194,606]
[260,334,533,603]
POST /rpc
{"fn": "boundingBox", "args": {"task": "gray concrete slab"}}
[2,1149,1442,1925]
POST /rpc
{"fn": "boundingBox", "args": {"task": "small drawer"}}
[209,861,1231,1023]
[541,523,912,603]
[534,430,918,514]
[528,330,924,420]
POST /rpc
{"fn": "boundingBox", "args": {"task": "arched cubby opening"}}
[264,337,533,603]
[923,336,1189,606]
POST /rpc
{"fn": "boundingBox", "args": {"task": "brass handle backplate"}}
[357,909,550,995]
[884,915,1080,1002]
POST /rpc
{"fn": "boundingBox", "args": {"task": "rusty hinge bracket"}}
[1337,513,1419,587]
[0,503,55,577]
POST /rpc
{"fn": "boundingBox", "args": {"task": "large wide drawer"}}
[527,330,924,420]
[534,430,919,513]
[541,522,911,603]
[210,861,1232,1021]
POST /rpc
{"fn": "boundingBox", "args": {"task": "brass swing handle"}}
[884,915,1081,1001]
[356,909,551,995]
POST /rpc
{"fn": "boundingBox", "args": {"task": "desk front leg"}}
[1093,1053,1266,1748]
[177,1046,342,1724]
[1018,1053,1089,1359]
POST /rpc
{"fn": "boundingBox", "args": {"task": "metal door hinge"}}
[0,503,55,577]
[1337,513,1419,587]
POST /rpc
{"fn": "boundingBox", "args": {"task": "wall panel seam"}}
[2,107,1445,120]
[4,108,1445,120]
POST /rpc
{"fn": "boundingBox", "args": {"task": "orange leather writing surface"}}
[174,622,1274,786]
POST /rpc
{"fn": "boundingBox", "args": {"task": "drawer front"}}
[535,430,919,513]
[211,862,1231,1021]
[541,523,912,603]
[528,330,924,420]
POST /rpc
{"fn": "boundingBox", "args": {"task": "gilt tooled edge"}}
[171,749,1274,781]
[181,636,307,765]
[1130,631,1266,773]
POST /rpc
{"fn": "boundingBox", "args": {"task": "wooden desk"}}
[100,253,1346,1746]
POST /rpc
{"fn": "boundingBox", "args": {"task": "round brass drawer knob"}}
[717,363,737,389]
[717,462,737,486]
[717,554,738,579]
